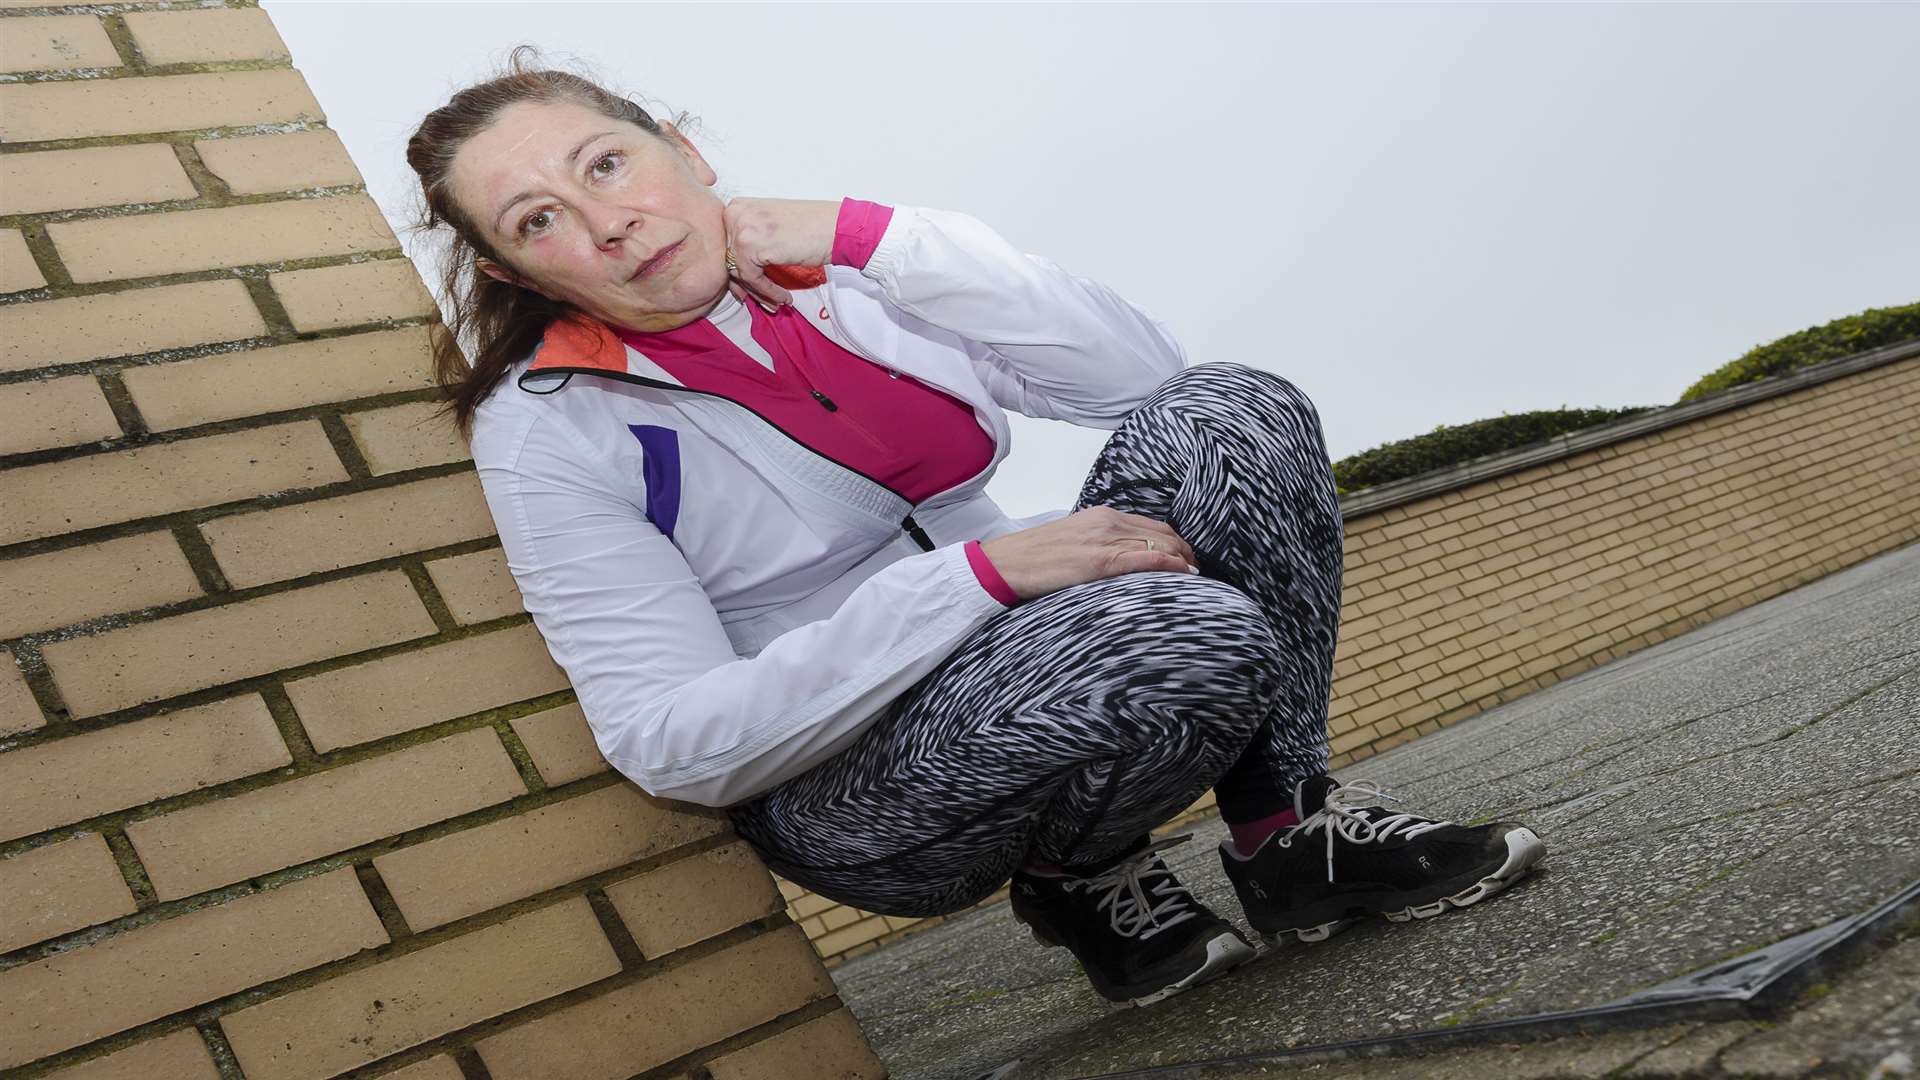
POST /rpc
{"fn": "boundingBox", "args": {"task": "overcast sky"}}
[262,1,1920,518]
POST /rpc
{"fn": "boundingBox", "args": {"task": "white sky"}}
[262,1,1920,518]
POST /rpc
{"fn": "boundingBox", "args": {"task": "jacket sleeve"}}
[859,203,1194,429]
[476,409,1010,809]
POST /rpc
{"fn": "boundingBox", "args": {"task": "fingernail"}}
[1186,563,1200,574]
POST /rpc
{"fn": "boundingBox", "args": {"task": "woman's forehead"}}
[452,100,627,223]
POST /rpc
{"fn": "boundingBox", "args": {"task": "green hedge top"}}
[1333,299,1919,498]
[1332,407,1655,496]
[1678,300,1920,402]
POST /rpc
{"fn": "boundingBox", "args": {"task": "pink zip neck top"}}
[610,198,1020,607]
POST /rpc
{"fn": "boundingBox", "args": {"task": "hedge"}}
[1677,300,1920,402]
[1332,299,1919,497]
[1332,406,1655,496]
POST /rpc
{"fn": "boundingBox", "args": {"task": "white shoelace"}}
[1274,779,1454,882]
[1060,834,1201,940]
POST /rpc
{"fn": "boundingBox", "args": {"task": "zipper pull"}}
[902,513,934,551]
[810,389,838,412]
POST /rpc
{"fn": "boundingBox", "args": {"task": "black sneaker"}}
[1010,833,1256,1007]
[1219,775,1546,945]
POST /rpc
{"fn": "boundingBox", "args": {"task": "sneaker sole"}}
[1020,919,1258,1007]
[1122,930,1259,1008]
[1263,826,1547,946]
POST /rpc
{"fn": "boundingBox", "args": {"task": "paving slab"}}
[831,540,1920,1080]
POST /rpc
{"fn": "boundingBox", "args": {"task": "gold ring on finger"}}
[724,247,738,274]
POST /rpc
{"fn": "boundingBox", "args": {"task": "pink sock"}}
[1229,807,1300,856]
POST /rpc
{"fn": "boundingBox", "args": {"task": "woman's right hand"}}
[977,506,1200,602]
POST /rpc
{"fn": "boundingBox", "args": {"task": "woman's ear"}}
[659,121,718,187]
[475,256,517,287]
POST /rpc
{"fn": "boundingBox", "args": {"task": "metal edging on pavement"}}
[968,876,1920,1080]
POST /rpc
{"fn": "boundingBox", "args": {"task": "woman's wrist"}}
[964,539,1020,607]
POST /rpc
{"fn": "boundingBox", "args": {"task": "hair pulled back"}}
[405,45,697,439]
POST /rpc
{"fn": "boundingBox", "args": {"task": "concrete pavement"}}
[831,539,1920,1080]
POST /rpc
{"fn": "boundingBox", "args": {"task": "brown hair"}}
[405,45,699,440]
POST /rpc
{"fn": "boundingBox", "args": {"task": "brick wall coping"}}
[1337,336,1920,520]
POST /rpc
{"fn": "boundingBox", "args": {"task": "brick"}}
[128,728,524,900]
[605,841,782,959]
[705,1008,884,1080]
[374,782,723,930]
[270,259,435,332]
[0,278,265,373]
[818,905,860,932]
[124,7,289,64]
[0,868,386,1070]
[811,920,889,958]
[0,70,322,143]
[0,529,200,639]
[344,400,471,475]
[123,324,435,430]
[220,897,618,1080]
[0,694,289,843]
[194,129,361,195]
[0,833,136,953]
[788,892,834,919]
[0,420,347,546]
[1,650,42,737]
[49,194,392,283]
[285,622,567,752]
[0,373,121,457]
[40,1029,218,1080]
[508,702,608,785]
[0,144,193,215]
[426,547,526,623]
[374,1058,466,1080]
[481,926,831,1080]
[205,472,494,587]
[40,570,434,719]
[0,14,120,73]
[2,229,46,293]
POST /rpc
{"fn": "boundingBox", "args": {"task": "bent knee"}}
[1159,361,1323,426]
[1068,571,1281,672]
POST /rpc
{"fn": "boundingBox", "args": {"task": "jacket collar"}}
[523,314,627,379]
[518,264,834,393]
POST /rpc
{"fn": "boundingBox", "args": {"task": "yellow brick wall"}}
[785,349,1920,966]
[0,4,882,1078]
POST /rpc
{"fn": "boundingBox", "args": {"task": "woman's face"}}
[448,98,727,332]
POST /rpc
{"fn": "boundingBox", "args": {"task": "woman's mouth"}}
[629,241,682,281]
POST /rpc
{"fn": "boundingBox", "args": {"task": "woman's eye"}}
[519,210,551,237]
[591,151,621,177]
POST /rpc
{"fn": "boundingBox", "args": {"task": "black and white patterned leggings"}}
[726,362,1346,918]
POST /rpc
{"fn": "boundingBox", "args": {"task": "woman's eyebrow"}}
[490,130,621,235]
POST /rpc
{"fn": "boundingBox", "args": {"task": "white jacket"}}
[470,204,1192,808]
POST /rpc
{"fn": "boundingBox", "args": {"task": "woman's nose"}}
[582,197,640,247]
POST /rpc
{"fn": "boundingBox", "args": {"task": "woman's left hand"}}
[722,197,839,310]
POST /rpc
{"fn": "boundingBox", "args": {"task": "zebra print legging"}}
[725,361,1346,918]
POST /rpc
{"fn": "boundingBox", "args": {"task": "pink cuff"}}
[964,539,1019,608]
[832,198,895,270]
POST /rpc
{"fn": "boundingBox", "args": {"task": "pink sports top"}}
[610,198,1020,607]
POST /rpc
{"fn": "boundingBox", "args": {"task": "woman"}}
[407,49,1546,1009]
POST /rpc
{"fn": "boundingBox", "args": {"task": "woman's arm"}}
[857,203,1194,426]
[475,409,1010,808]
[726,197,1195,428]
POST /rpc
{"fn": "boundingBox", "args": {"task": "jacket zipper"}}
[526,367,939,551]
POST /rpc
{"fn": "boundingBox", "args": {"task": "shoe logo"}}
[1249,881,1269,901]
[1418,855,1433,871]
